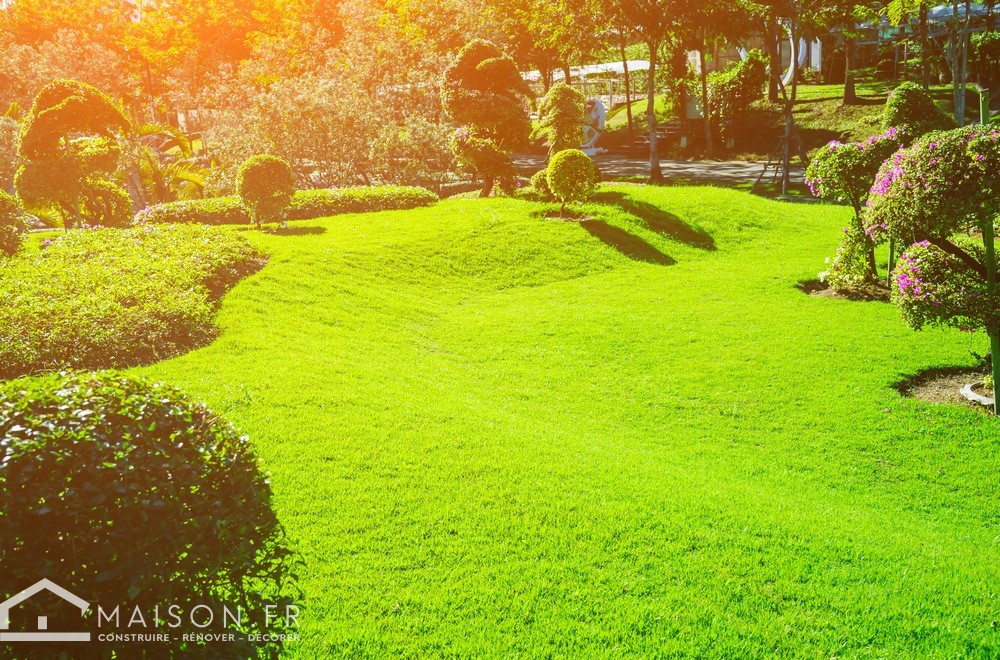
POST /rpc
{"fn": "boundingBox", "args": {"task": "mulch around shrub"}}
[894,367,993,408]
[797,279,891,302]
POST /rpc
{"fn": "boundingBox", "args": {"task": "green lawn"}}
[135,185,1000,656]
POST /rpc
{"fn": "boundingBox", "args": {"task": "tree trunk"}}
[768,22,781,103]
[984,215,1000,415]
[620,40,634,144]
[844,33,857,105]
[782,24,800,197]
[699,45,714,157]
[563,65,572,83]
[646,43,662,181]
[920,4,930,91]
[481,175,494,198]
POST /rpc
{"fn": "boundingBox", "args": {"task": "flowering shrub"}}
[534,83,585,158]
[237,154,296,228]
[882,81,955,144]
[0,190,27,257]
[892,239,998,331]
[0,371,299,659]
[546,149,597,212]
[0,224,262,378]
[806,129,901,288]
[865,126,997,245]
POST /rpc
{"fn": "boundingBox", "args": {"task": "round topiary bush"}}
[546,149,597,213]
[0,372,300,657]
[882,81,956,144]
[0,190,27,256]
[530,169,553,201]
[236,154,296,228]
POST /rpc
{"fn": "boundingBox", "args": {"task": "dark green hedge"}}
[137,185,439,225]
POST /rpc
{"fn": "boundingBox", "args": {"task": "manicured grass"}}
[134,185,1000,656]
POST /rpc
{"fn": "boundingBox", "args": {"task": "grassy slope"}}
[136,186,1000,657]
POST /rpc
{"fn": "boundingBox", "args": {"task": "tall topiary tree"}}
[806,129,902,288]
[533,83,585,159]
[14,79,131,228]
[882,81,956,145]
[865,125,1000,412]
[441,40,531,197]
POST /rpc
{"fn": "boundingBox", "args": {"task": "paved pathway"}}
[513,153,805,184]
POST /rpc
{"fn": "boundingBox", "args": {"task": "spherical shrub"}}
[0,190,27,256]
[546,149,597,211]
[530,169,553,200]
[883,81,955,144]
[236,154,295,227]
[0,371,300,657]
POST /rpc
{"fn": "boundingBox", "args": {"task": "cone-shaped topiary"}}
[534,83,585,158]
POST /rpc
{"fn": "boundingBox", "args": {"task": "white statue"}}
[581,98,607,156]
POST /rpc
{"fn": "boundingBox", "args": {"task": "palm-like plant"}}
[124,122,211,206]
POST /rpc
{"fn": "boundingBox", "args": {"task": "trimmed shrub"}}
[80,179,133,228]
[137,186,438,225]
[0,371,300,658]
[546,149,597,212]
[530,169,553,201]
[287,186,438,220]
[534,83,586,158]
[883,81,956,144]
[237,154,295,228]
[0,191,27,256]
[0,224,262,379]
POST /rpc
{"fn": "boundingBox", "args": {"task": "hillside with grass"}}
[127,185,1000,656]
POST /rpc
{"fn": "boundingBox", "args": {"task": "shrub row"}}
[138,185,439,225]
[0,224,263,379]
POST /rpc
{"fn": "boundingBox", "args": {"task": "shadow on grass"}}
[796,279,891,302]
[592,191,716,250]
[264,225,327,236]
[579,220,676,266]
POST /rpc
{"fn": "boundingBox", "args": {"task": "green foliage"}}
[972,31,1000,80]
[530,169,553,200]
[138,186,438,225]
[441,40,530,195]
[236,154,296,228]
[370,117,455,190]
[882,81,956,144]
[534,83,585,158]
[0,117,18,192]
[451,129,518,195]
[0,190,27,256]
[14,80,130,227]
[546,149,597,209]
[705,49,768,146]
[0,371,299,659]
[0,224,261,379]
[80,179,133,228]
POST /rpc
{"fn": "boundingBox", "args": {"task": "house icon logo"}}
[0,579,91,642]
